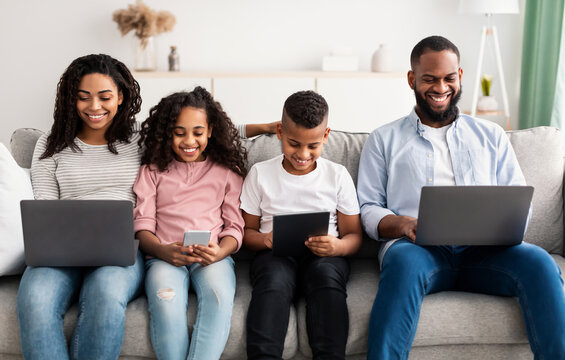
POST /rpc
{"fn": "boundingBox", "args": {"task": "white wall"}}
[0,0,525,147]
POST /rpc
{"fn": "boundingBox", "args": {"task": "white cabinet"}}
[135,76,211,122]
[212,77,315,125]
[317,76,414,133]
[132,72,413,133]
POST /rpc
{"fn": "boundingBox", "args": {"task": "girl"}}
[17,54,145,359]
[133,87,246,360]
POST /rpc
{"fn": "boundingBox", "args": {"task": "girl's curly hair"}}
[40,54,141,159]
[139,87,248,177]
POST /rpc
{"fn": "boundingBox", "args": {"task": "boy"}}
[241,90,363,360]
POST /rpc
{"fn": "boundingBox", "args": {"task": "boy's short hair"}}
[282,90,328,129]
[410,35,460,69]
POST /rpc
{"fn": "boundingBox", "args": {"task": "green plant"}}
[481,74,492,96]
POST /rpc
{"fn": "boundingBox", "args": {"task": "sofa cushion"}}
[0,261,298,359]
[507,127,564,254]
[296,255,565,357]
[9,128,43,169]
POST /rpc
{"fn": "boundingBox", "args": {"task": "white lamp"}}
[459,0,519,130]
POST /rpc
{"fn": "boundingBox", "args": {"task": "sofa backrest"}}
[241,130,369,185]
[507,126,564,255]
[10,126,565,257]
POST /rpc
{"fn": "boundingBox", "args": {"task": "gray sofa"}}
[1,126,564,360]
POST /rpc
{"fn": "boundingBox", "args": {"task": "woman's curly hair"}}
[139,87,247,177]
[40,54,141,159]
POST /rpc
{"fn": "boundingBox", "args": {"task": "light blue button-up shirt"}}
[357,108,527,259]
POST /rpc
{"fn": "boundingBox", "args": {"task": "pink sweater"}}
[133,158,244,252]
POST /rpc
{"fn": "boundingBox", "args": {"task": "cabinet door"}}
[213,77,315,125]
[317,77,414,133]
[136,77,212,122]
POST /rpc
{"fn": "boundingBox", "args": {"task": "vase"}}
[168,46,180,72]
[371,44,392,72]
[135,36,157,71]
[477,95,498,112]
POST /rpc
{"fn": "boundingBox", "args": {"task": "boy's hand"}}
[263,231,273,249]
[189,242,223,266]
[305,235,342,257]
[157,242,201,267]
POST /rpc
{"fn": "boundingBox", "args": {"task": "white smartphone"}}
[183,230,211,247]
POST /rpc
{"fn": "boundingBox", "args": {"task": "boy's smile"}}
[277,114,330,176]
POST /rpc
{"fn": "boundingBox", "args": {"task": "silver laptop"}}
[20,200,139,267]
[415,186,534,246]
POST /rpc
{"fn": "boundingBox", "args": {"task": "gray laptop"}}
[415,186,534,246]
[272,211,330,257]
[20,200,139,267]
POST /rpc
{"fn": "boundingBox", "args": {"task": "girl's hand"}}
[189,242,224,266]
[157,242,201,267]
[305,235,342,257]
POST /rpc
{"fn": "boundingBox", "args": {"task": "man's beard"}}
[414,85,462,123]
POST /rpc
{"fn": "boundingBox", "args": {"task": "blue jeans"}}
[367,240,565,360]
[17,250,144,360]
[145,257,236,360]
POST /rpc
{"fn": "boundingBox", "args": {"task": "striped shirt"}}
[30,132,142,203]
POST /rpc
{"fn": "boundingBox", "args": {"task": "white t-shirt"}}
[240,154,360,237]
[422,123,456,186]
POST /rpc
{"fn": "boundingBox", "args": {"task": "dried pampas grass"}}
[113,0,176,48]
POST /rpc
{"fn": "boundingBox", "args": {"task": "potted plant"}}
[113,0,176,71]
[477,74,499,112]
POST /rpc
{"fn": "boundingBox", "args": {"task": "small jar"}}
[168,46,180,72]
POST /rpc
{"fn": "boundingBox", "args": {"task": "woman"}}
[16,54,144,360]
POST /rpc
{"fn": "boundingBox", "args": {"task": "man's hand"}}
[378,215,418,242]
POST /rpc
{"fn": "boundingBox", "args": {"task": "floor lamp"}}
[459,0,520,130]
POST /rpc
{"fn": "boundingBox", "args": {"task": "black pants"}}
[246,250,350,360]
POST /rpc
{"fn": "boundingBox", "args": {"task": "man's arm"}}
[357,131,396,241]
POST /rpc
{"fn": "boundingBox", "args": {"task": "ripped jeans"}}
[144,257,235,360]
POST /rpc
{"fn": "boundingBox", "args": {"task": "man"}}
[357,35,565,360]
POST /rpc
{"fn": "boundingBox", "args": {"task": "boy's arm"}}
[335,211,363,256]
[306,211,362,257]
[242,211,272,251]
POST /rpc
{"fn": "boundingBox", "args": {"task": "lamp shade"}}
[458,0,519,15]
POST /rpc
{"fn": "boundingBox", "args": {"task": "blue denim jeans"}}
[17,250,144,360]
[367,240,565,360]
[144,257,236,360]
